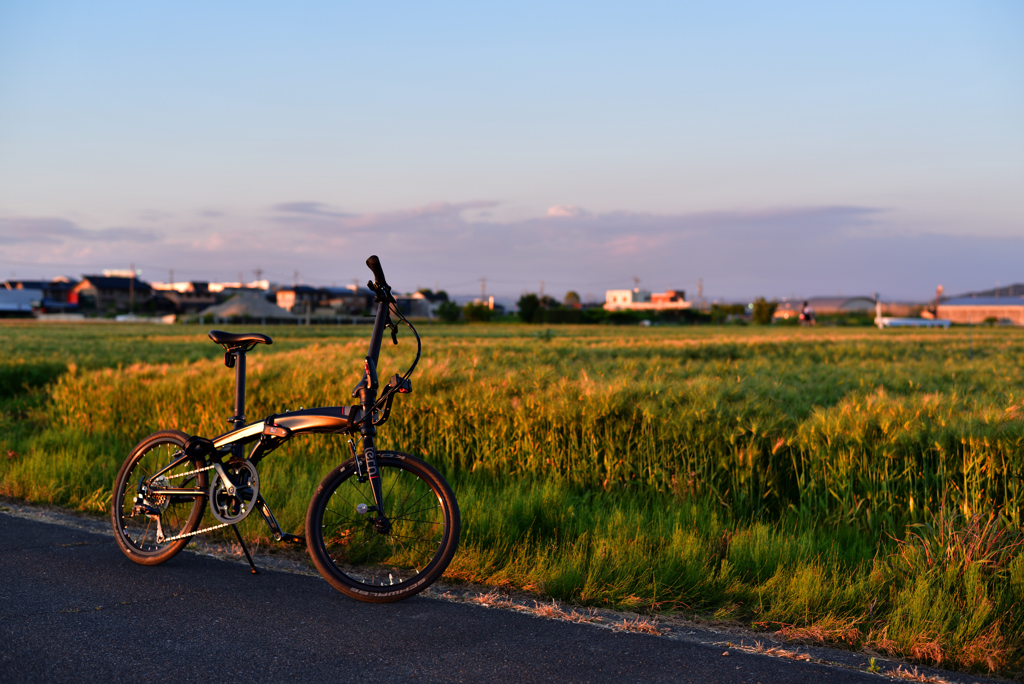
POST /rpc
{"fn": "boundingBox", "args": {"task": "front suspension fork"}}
[352,434,389,532]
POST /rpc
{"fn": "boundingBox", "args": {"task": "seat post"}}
[231,350,246,429]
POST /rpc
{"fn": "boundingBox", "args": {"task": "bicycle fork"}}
[350,436,390,534]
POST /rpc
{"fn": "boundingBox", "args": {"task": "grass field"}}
[2,320,1022,676]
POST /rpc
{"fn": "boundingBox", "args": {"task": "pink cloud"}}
[546,205,587,218]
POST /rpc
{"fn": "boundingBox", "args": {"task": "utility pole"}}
[254,267,263,285]
[540,280,545,297]
[697,278,704,312]
[294,270,299,288]
[129,262,135,314]
[238,271,244,289]
[632,276,640,292]
[480,277,486,300]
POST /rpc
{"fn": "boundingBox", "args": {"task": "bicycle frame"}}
[142,264,409,543]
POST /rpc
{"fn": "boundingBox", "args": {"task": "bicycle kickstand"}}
[231,524,259,575]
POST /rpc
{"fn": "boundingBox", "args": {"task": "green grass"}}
[1,320,1023,676]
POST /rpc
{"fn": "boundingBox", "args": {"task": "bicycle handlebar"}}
[365,255,390,294]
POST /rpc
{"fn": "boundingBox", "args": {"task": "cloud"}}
[272,202,355,218]
[546,205,587,218]
[0,217,82,244]
[95,227,162,242]
[255,202,898,294]
[3,202,1019,301]
[0,217,161,244]
[269,200,498,234]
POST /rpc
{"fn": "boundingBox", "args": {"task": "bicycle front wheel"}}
[306,451,460,603]
[111,430,208,565]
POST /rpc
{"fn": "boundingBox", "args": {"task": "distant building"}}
[276,285,322,313]
[276,284,374,316]
[774,296,878,320]
[150,281,218,314]
[937,297,1024,326]
[394,290,449,318]
[604,288,690,312]
[323,286,374,315]
[71,275,154,315]
[0,288,43,316]
[207,279,271,293]
[807,297,876,314]
[197,292,295,322]
[3,277,79,313]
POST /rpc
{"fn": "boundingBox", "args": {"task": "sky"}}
[1,0,1021,302]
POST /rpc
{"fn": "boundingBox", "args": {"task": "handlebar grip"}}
[365,255,389,290]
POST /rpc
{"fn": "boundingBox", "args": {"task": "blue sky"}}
[1,1,1021,300]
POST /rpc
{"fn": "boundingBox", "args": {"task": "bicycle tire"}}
[111,430,208,565]
[305,451,460,603]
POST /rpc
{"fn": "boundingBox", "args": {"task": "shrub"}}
[517,294,541,323]
[462,302,494,322]
[752,297,778,325]
[711,303,745,324]
[437,301,461,323]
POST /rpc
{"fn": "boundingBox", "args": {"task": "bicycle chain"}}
[161,520,233,542]
[165,463,216,480]
[154,462,234,542]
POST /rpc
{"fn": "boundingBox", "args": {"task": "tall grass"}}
[1,322,1022,675]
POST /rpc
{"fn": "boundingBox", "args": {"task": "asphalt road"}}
[0,512,989,684]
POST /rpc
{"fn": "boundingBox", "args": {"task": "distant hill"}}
[953,283,1024,298]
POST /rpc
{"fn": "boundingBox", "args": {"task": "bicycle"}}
[110,255,460,603]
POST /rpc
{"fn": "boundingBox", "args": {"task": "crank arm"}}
[210,462,237,494]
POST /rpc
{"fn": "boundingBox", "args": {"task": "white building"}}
[604,288,691,312]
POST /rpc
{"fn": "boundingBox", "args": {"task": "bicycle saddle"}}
[208,331,273,347]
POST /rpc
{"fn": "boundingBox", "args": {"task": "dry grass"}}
[468,589,517,610]
[468,591,603,625]
[770,619,863,647]
[731,641,812,662]
[463,589,664,633]
[884,665,950,683]
[775,618,1013,674]
[897,508,1024,576]
[866,625,1011,675]
[610,617,665,635]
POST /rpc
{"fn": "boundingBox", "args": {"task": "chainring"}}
[208,460,260,525]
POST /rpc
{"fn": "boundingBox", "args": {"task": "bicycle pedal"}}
[279,533,306,546]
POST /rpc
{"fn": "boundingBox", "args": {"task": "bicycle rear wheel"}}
[111,430,208,565]
[306,451,460,603]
